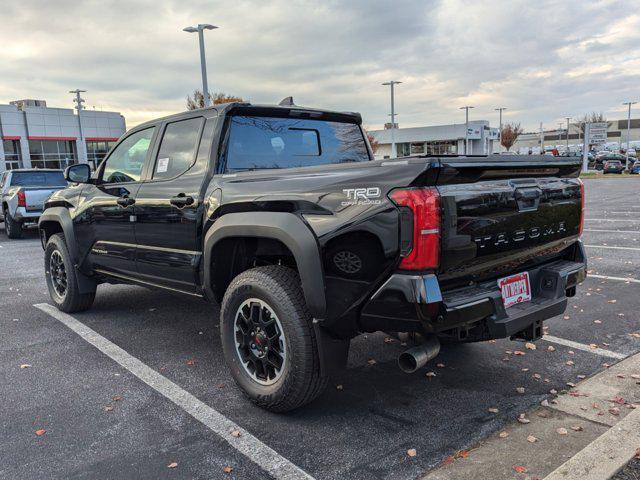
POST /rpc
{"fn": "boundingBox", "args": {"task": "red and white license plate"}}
[497,272,532,308]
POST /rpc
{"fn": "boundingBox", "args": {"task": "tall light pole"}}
[495,107,506,152]
[69,89,87,165]
[565,117,571,152]
[183,24,218,107]
[382,81,402,158]
[623,101,637,167]
[460,106,474,154]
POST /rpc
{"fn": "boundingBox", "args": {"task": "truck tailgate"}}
[23,187,63,212]
[435,157,583,287]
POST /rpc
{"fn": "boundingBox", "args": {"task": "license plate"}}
[497,272,532,308]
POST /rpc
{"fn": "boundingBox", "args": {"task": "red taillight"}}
[17,191,26,207]
[389,187,440,270]
[578,178,584,237]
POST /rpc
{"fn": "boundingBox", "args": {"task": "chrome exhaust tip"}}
[398,335,440,373]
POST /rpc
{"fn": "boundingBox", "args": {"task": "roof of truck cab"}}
[132,102,362,130]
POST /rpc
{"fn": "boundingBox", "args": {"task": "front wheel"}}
[45,233,95,312]
[4,211,23,239]
[220,266,327,412]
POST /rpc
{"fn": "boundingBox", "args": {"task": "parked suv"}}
[39,102,587,412]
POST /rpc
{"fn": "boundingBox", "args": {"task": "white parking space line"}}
[588,274,640,284]
[542,335,626,360]
[585,218,640,222]
[584,229,640,234]
[584,244,640,251]
[585,245,640,252]
[34,303,315,480]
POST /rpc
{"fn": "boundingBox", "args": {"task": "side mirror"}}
[65,163,91,184]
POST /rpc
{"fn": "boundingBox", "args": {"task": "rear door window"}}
[153,117,204,180]
[224,116,370,172]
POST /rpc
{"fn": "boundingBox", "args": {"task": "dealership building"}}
[0,99,126,172]
[369,121,499,159]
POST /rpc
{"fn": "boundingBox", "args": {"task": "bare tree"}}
[500,122,523,151]
[574,112,610,136]
[186,90,244,110]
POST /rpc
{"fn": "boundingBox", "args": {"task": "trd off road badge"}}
[341,187,382,206]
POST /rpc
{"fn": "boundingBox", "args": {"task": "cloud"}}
[0,0,638,130]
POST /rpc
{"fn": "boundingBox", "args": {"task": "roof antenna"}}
[278,96,295,106]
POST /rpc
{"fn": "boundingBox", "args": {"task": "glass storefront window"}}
[86,140,116,169]
[29,140,77,169]
[3,139,23,170]
[410,142,425,154]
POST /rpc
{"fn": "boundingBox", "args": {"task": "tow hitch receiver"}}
[511,319,543,342]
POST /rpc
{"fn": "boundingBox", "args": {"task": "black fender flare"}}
[202,211,327,321]
[38,207,97,294]
[38,207,79,263]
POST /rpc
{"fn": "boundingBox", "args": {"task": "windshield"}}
[224,116,370,172]
[10,171,66,187]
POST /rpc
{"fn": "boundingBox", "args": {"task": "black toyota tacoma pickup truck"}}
[39,102,586,412]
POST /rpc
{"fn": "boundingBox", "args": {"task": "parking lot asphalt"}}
[1,176,639,479]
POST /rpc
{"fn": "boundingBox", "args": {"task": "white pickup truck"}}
[1,169,67,239]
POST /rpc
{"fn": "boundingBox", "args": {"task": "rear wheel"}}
[4,211,23,239]
[220,266,327,412]
[45,233,95,312]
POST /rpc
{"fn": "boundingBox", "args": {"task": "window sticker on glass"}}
[157,157,169,173]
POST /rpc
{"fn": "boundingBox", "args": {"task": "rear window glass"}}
[10,171,66,187]
[224,116,369,172]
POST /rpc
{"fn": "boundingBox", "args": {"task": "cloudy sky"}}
[1,0,638,132]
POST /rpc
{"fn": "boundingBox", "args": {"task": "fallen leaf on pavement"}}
[488,408,499,413]
[441,456,455,466]
[556,428,568,435]
[231,430,241,438]
[540,399,550,407]
[436,363,446,368]
[547,346,556,352]
[367,359,376,366]
[113,395,122,402]
[514,465,527,473]
[517,414,530,424]
[516,387,525,394]
[223,466,233,474]
[186,359,196,366]
[383,337,394,344]
[167,462,178,469]
[336,384,343,391]
[525,342,536,350]
[514,351,526,356]
[550,389,558,395]
[407,448,417,457]
[426,371,436,378]
[455,450,469,459]
[20,364,31,369]
[571,425,583,431]
[104,405,114,412]
[566,360,575,366]
[498,431,509,438]
[35,429,46,436]
[609,407,620,416]
[631,374,640,380]
[527,435,537,443]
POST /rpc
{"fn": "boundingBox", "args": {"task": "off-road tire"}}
[45,233,95,312]
[220,265,327,412]
[4,210,23,239]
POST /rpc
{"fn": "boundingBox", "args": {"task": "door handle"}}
[117,196,135,207]
[170,194,194,207]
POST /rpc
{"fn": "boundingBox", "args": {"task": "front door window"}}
[101,128,155,184]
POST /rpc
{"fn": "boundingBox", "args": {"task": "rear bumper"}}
[360,242,587,340]
[13,207,42,222]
